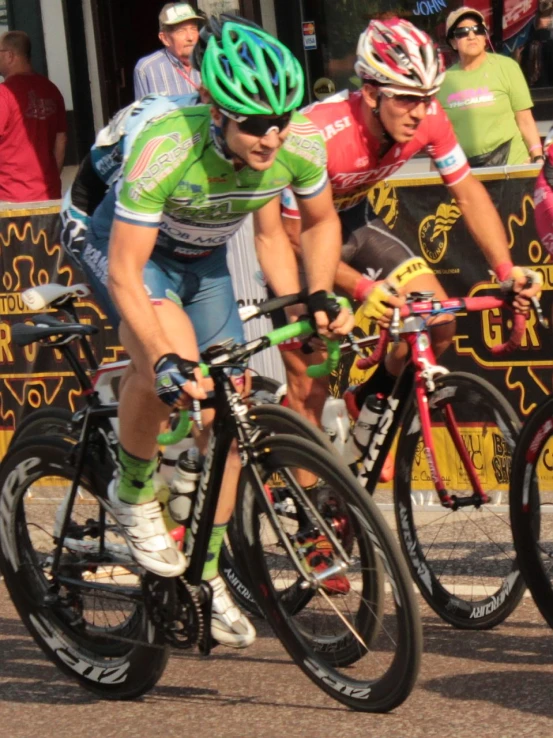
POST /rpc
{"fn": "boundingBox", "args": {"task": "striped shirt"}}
[133,49,201,100]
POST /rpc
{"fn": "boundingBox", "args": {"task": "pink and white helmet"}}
[354,18,445,96]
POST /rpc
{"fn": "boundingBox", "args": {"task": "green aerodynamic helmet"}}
[192,14,304,116]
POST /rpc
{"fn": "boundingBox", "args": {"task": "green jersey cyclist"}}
[73,15,353,648]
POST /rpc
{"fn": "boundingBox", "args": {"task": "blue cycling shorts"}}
[79,238,244,351]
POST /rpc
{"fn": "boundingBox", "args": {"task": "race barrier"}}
[0,166,550,480]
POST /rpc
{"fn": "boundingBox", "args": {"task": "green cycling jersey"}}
[101,104,327,259]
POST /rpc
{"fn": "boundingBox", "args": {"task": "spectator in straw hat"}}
[134,3,204,99]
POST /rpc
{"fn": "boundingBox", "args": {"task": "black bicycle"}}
[0,307,422,711]
[8,284,336,620]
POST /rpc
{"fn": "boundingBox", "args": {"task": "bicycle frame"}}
[17,304,347,606]
[346,294,536,509]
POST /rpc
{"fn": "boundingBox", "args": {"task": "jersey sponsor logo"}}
[93,145,122,179]
[320,115,352,142]
[127,133,176,181]
[434,144,468,177]
[333,163,406,190]
[127,132,202,198]
[282,132,326,167]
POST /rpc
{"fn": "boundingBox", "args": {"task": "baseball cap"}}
[445,6,486,38]
[159,3,203,29]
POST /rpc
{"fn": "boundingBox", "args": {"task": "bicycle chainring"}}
[142,573,203,649]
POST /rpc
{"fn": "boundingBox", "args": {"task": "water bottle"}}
[153,436,196,503]
[343,393,386,466]
[321,397,350,456]
[167,447,202,528]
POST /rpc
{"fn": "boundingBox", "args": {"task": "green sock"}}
[116,446,158,504]
[201,523,228,580]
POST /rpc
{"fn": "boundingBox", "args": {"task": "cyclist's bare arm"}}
[297,182,341,291]
[254,196,303,296]
[256,183,345,297]
[256,184,351,336]
[447,173,541,305]
[107,219,206,399]
[447,173,512,270]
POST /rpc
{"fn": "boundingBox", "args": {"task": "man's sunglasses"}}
[380,89,434,106]
[222,110,292,137]
[451,24,486,39]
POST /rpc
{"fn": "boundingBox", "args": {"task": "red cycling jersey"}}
[281,89,471,218]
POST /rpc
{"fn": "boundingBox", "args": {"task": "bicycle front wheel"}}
[394,371,524,629]
[220,403,336,618]
[510,395,553,628]
[0,437,169,699]
[238,434,422,713]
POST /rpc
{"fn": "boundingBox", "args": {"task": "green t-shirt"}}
[110,105,327,258]
[437,53,533,165]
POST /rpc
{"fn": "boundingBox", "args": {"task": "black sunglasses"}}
[451,24,486,39]
[223,111,292,137]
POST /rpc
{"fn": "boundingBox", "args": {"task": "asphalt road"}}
[1,582,552,738]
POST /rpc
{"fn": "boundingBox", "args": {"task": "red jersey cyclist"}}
[258,17,541,446]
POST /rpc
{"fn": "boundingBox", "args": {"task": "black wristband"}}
[532,155,545,163]
[307,290,340,320]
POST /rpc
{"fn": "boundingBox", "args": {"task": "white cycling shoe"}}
[209,575,256,648]
[105,479,186,578]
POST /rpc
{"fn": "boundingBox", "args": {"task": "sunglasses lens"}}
[454,24,485,38]
[238,114,291,136]
[394,94,433,105]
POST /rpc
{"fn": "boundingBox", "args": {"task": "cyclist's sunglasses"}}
[222,110,292,137]
[451,24,486,39]
[380,89,434,106]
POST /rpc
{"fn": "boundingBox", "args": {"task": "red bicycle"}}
[243,290,539,630]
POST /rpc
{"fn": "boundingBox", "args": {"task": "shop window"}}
[515,1,553,88]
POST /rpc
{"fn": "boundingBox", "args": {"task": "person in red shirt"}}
[0,31,67,202]
[256,18,541,465]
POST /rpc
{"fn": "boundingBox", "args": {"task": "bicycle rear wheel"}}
[510,396,553,628]
[238,434,422,712]
[9,407,76,448]
[0,437,169,698]
[394,371,524,629]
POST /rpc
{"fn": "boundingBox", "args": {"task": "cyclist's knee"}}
[287,370,327,408]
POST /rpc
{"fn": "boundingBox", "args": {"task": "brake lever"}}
[390,306,401,343]
[531,295,547,328]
